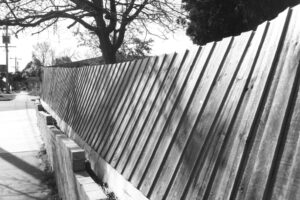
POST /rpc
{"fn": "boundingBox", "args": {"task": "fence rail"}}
[41,5,300,200]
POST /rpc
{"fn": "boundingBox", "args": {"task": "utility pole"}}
[0,25,10,92]
[10,57,21,72]
[5,25,9,92]
[1,26,16,93]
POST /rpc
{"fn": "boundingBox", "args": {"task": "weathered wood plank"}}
[91,61,150,150]
[79,65,115,140]
[76,64,109,137]
[127,49,190,188]
[138,46,202,195]
[60,67,74,123]
[50,67,61,113]
[51,67,64,116]
[270,67,300,200]
[152,34,235,200]
[105,57,156,162]
[74,66,105,136]
[100,59,149,158]
[115,55,167,172]
[90,62,131,149]
[241,7,299,200]
[68,67,91,128]
[69,66,92,134]
[159,29,255,200]
[199,8,291,200]
[67,66,95,131]
[94,60,141,153]
[87,63,126,146]
[60,67,76,120]
[46,67,57,109]
[95,60,141,154]
[193,27,266,200]
[270,19,300,197]
[121,53,178,180]
[65,67,81,124]
[109,57,163,167]
[81,64,118,141]
[232,10,294,200]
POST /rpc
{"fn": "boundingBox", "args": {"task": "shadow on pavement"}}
[0,94,16,101]
[0,148,44,180]
[0,183,46,200]
[0,148,51,199]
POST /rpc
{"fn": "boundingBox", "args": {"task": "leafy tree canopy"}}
[54,56,72,65]
[0,0,183,64]
[76,27,153,62]
[22,56,42,78]
[183,0,300,45]
[10,71,26,82]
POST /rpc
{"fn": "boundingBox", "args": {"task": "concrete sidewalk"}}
[0,92,53,200]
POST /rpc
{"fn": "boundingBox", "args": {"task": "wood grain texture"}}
[121,53,177,180]
[100,59,149,158]
[95,60,140,152]
[114,55,167,172]
[106,58,158,164]
[91,62,130,149]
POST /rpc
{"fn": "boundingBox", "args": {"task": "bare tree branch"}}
[0,0,184,63]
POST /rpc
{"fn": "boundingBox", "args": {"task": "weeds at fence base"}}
[37,144,60,200]
[85,161,118,200]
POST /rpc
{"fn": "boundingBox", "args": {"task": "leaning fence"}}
[40,5,300,200]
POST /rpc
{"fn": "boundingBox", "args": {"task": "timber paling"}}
[41,5,300,200]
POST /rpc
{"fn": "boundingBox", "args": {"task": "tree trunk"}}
[101,47,117,64]
[97,32,117,64]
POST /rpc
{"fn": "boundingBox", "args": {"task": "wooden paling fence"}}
[41,5,300,200]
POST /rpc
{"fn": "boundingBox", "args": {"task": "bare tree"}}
[0,0,183,63]
[33,42,55,66]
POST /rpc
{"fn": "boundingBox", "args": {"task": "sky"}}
[0,23,195,72]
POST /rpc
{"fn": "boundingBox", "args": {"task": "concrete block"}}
[73,159,86,172]
[59,139,86,172]
[56,134,68,141]
[76,172,95,185]
[71,148,86,160]
[86,190,108,200]
[81,183,102,192]
[36,104,44,111]
[75,172,108,200]
[37,105,109,200]
[71,152,86,172]
[81,183,108,200]
[49,126,64,136]
[39,111,55,125]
